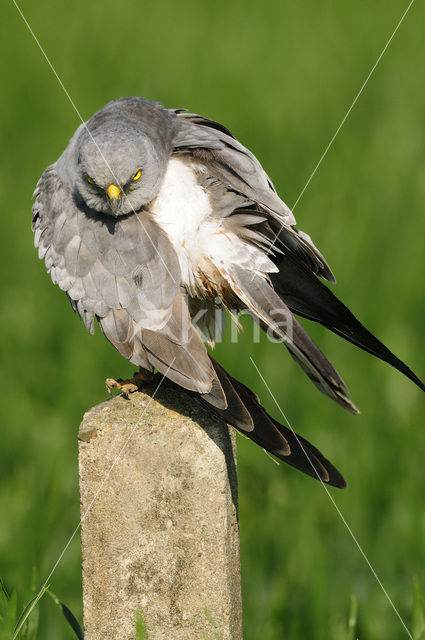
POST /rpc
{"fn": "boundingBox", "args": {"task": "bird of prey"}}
[32,97,424,488]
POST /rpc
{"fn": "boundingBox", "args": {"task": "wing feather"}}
[196,358,346,488]
[33,164,219,397]
[217,263,358,413]
[171,110,335,281]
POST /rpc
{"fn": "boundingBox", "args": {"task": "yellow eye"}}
[87,176,95,186]
[132,169,142,182]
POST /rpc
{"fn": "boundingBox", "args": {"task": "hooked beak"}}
[106,183,122,215]
[107,183,121,200]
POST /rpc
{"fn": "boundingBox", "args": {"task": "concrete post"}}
[78,380,242,640]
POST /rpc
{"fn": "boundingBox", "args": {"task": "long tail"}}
[197,358,347,488]
[270,252,425,392]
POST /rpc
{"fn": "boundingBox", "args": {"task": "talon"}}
[120,382,139,396]
[105,378,120,394]
[105,369,155,396]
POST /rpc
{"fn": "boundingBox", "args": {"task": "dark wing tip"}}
[201,357,347,489]
[296,435,347,489]
[405,370,425,393]
[272,253,425,395]
[272,422,347,489]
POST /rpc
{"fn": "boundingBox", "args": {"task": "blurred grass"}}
[0,0,424,638]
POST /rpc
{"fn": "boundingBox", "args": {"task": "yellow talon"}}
[105,370,156,396]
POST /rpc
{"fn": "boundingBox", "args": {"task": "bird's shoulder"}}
[169,110,335,282]
[169,110,295,226]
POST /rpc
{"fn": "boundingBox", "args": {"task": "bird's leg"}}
[105,368,156,397]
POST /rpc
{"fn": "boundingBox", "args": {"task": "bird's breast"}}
[150,156,226,294]
[149,155,273,304]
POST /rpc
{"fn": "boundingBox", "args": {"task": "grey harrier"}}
[32,97,424,487]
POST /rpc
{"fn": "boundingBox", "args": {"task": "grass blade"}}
[0,578,9,601]
[135,612,147,640]
[61,603,84,640]
[13,587,48,640]
[46,590,84,639]
[413,578,425,640]
[346,595,357,640]
[0,591,18,640]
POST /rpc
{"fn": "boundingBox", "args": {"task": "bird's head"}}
[75,124,166,216]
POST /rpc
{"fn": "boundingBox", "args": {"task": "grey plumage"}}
[32,96,424,488]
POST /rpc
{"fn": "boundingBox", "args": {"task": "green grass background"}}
[1,0,424,637]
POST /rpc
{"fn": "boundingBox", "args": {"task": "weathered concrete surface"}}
[79,380,242,640]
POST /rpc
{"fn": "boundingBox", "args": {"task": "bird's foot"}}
[106,369,156,397]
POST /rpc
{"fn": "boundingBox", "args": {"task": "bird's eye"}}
[87,176,95,186]
[132,169,142,182]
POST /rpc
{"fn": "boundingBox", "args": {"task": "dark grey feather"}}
[270,252,425,392]
[226,264,358,413]
[197,358,347,488]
